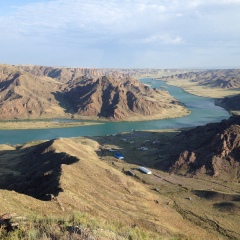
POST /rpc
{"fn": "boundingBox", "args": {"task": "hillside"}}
[164,69,240,89]
[92,117,240,240]
[216,94,240,115]
[0,65,65,119]
[0,64,189,121]
[0,137,216,239]
[154,116,240,181]
[0,117,240,238]
[17,65,189,81]
[62,75,188,120]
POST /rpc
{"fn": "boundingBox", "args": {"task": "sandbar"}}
[0,120,102,130]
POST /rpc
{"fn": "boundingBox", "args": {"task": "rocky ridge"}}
[17,65,189,82]
[0,64,188,121]
[62,75,184,120]
[164,69,240,89]
[158,116,240,180]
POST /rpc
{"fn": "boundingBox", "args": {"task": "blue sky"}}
[0,0,240,68]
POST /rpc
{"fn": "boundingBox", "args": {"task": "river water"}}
[0,79,230,144]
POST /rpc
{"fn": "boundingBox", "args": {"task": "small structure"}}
[139,166,152,174]
[109,148,117,152]
[114,152,124,160]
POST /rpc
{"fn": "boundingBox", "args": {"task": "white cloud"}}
[0,0,171,36]
[0,0,239,67]
[143,34,182,45]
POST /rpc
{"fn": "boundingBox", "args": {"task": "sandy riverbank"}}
[0,120,102,130]
[165,79,240,98]
[163,78,240,115]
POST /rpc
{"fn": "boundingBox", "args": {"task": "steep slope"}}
[63,75,188,120]
[0,64,189,121]
[156,116,240,180]
[0,65,65,119]
[0,137,216,239]
[216,94,240,115]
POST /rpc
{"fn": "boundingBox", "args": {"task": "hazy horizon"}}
[1,0,240,69]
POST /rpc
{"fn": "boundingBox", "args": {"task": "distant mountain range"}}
[162,69,240,89]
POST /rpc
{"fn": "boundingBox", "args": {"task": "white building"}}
[139,166,152,174]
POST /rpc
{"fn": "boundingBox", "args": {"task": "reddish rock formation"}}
[0,64,187,121]
[0,65,64,119]
[63,75,183,120]
[161,116,240,180]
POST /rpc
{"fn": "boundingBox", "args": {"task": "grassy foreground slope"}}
[0,137,217,239]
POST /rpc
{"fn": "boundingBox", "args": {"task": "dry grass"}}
[0,120,102,130]
[94,131,240,240]
[165,79,240,98]
[0,134,239,239]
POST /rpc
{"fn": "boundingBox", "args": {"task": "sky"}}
[0,0,240,68]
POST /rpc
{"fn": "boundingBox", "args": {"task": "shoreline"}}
[0,105,190,130]
[163,78,240,99]
[0,77,232,130]
[162,78,240,115]
[0,120,103,130]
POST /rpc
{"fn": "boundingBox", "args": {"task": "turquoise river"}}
[0,79,230,144]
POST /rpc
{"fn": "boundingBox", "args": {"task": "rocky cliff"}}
[62,75,186,120]
[158,116,240,180]
[0,65,65,119]
[0,64,188,121]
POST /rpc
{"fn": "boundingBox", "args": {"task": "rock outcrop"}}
[62,75,185,120]
[0,65,65,119]
[163,116,240,180]
[0,64,188,121]
[216,94,240,113]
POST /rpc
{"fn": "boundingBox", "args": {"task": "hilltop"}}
[17,65,189,81]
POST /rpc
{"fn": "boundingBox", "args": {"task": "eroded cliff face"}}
[0,65,65,119]
[62,75,184,120]
[18,65,107,82]
[166,116,240,180]
[0,64,187,121]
